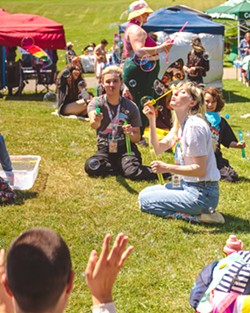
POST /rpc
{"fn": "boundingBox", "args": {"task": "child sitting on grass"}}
[204,87,246,182]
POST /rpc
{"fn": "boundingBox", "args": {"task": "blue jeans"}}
[0,134,12,172]
[138,181,219,217]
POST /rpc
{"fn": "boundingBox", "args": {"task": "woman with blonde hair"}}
[139,82,224,224]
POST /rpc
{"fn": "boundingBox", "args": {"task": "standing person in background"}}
[112,34,123,65]
[239,32,250,59]
[94,39,108,85]
[139,82,224,224]
[123,0,172,145]
[65,42,77,64]
[183,36,209,84]
[204,87,246,182]
[83,42,96,55]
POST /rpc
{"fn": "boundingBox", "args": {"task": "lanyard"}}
[104,96,121,140]
[174,116,188,165]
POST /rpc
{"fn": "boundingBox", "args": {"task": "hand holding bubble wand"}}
[165,21,188,63]
[142,101,165,185]
[238,130,246,158]
[95,98,101,115]
[123,121,132,156]
[149,144,165,185]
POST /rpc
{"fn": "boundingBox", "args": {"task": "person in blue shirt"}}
[239,32,250,59]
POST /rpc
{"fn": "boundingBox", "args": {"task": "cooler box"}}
[0,155,41,190]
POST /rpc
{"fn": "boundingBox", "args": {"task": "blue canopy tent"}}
[120,6,225,87]
[119,6,224,35]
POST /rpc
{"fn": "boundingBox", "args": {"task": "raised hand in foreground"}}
[85,233,134,306]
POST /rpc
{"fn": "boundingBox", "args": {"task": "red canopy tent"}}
[0,8,66,49]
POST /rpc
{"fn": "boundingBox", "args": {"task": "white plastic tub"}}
[0,155,41,190]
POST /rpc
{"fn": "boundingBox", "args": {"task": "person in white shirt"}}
[138,81,224,224]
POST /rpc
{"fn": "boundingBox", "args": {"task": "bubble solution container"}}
[0,155,41,190]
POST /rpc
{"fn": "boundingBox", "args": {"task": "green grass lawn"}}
[0,1,250,312]
[0,79,250,313]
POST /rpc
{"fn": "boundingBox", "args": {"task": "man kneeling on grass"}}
[0,228,133,313]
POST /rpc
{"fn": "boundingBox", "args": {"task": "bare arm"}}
[142,104,173,154]
[128,25,172,57]
[229,141,246,149]
[150,155,207,177]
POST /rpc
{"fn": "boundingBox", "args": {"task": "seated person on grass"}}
[0,227,133,313]
[85,65,166,181]
[204,87,246,182]
[56,58,92,118]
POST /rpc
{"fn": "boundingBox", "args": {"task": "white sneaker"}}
[198,212,225,224]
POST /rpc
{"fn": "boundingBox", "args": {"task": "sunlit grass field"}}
[0,1,250,313]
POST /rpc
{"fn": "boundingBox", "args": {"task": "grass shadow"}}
[222,89,250,103]
[238,176,250,183]
[5,93,46,101]
[115,176,138,194]
[14,190,38,205]
[180,213,250,234]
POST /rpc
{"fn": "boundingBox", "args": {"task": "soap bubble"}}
[140,95,153,106]
[153,79,165,95]
[129,79,137,88]
[62,69,71,78]
[43,92,57,103]
[21,36,34,49]
[203,52,210,61]
[78,80,86,89]
[158,105,164,112]
[88,158,100,171]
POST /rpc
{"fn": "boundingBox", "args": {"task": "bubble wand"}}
[124,121,132,156]
[166,21,188,62]
[95,98,101,115]
[145,86,178,107]
[149,144,165,185]
[238,130,246,158]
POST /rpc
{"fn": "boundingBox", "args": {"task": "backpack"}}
[190,251,250,313]
[0,177,17,204]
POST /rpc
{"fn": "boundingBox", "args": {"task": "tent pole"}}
[238,20,240,56]
[1,46,6,88]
